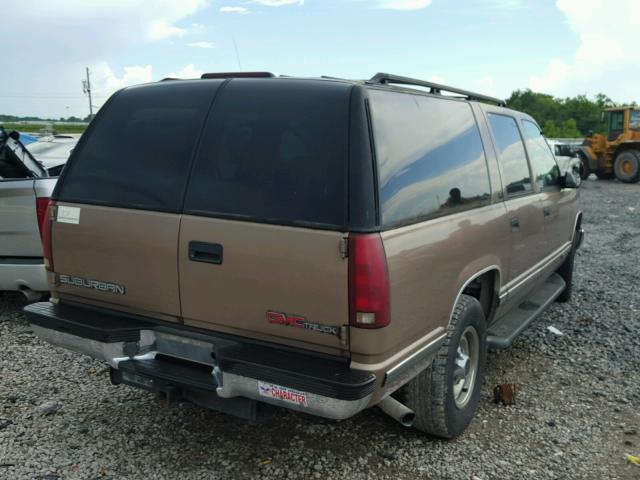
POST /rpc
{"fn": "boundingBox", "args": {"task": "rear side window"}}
[369,90,491,228]
[184,79,350,229]
[56,81,221,212]
[487,113,532,197]
[522,120,560,189]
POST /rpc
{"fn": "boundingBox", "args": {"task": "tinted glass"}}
[487,114,532,196]
[56,81,220,212]
[369,90,490,227]
[609,111,624,132]
[630,110,640,131]
[184,79,350,229]
[522,120,560,189]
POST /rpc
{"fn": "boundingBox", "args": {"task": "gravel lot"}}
[1,178,639,480]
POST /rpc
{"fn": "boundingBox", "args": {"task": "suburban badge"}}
[58,274,126,295]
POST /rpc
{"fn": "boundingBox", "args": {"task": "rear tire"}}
[578,154,591,180]
[614,150,640,183]
[405,295,487,439]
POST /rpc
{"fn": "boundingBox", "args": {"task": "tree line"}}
[506,90,637,139]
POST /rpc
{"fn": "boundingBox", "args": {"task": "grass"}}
[1,122,87,134]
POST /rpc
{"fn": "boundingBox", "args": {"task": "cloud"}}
[474,75,495,91]
[147,20,187,40]
[252,0,303,5]
[165,64,204,79]
[371,0,432,10]
[91,62,203,102]
[482,0,525,10]
[186,41,216,48]
[220,6,251,13]
[90,62,154,98]
[529,0,640,100]
[1,0,212,43]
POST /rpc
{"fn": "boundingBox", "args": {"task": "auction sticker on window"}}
[258,381,308,407]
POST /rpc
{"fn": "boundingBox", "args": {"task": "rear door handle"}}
[189,241,223,265]
[510,218,520,232]
[543,206,552,217]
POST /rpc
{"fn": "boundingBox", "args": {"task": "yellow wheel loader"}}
[578,107,640,183]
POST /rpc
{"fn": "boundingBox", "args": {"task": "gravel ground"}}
[1,178,639,480]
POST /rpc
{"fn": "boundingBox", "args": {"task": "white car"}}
[0,128,57,300]
[26,134,79,175]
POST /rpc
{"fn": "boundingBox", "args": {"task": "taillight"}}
[36,197,49,238]
[348,233,390,328]
[36,197,54,271]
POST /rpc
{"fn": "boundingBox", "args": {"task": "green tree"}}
[506,89,625,137]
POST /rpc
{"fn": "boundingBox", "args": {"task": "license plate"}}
[258,381,308,407]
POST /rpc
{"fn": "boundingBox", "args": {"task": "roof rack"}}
[368,72,506,107]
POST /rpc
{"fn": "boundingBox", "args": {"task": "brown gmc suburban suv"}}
[25,72,583,438]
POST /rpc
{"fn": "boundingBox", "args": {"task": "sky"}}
[0,0,638,119]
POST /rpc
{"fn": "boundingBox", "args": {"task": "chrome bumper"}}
[30,324,371,421]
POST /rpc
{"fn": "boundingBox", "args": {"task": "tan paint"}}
[51,203,182,321]
[351,203,509,362]
[178,216,349,355]
[43,94,581,412]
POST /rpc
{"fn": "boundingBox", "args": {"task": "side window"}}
[630,110,640,131]
[609,111,624,132]
[487,113,532,196]
[522,120,560,189]
[368,90,491,228]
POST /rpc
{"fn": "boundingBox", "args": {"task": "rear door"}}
[51,81,222,321]
[179,79,352,354]
[486,113,546,283]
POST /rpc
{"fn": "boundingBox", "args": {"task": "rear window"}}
[368,90,491,228]
[183,79,350,229]
[56,81,221,212]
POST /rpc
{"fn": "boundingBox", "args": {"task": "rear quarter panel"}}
[0,178,56,257]
[350,203,510,364]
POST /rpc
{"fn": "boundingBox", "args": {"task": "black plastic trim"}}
[24,301,376,401]
[0,257,43,265]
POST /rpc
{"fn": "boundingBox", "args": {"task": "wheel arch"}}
[613,142,640,158]
[452,265,502,326]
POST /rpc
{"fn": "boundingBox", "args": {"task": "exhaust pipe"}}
[19,287,45,303]
[378,396,415,427]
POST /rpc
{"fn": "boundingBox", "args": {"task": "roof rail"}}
[368,72,506,107]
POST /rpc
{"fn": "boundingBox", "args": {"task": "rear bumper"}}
[24,301,375,421]
[0,258,48,292]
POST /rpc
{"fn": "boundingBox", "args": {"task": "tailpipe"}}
[378,396,415,427]
[20,287,46,303]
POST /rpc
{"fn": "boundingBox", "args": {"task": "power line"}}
[0,95,109,99]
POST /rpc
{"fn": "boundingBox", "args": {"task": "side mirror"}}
[561,158,582,188]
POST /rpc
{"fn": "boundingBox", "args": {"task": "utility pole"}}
[82,67,93,119]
